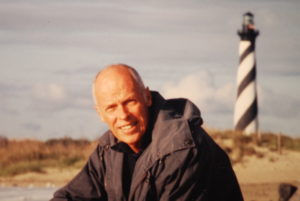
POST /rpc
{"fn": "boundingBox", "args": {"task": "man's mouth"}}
[119,122,138,131]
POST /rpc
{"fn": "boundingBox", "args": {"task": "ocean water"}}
[0,187,57,201]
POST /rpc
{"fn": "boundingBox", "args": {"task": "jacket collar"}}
[135,91,203,169]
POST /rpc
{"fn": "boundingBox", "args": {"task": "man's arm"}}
[50,145,107,201]
[154,127,243,201]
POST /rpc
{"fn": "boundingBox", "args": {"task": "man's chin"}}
[119,133,143,144]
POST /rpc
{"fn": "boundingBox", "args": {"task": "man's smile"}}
[119,121,138,132]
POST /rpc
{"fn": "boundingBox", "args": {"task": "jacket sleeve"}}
[49,145,107,201]
[155,128,244,201]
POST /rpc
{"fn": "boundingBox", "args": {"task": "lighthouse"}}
[234,12,259,135]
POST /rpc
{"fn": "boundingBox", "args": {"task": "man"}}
[50,64,244,201]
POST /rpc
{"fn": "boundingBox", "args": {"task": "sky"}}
[0,0,299,140]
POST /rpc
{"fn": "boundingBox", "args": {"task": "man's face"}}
[94,71,152,152]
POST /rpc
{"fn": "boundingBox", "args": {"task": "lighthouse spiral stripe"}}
[234,40,258,134]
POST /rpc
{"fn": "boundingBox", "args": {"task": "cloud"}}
[22,122,41,132]
[0,81,28,96]
[29,83,70,113]
[255,84,300,136]
[29,82,93,114]
[161,71,235,116]
[0,82,30,115]
[259,85,300,118]
[33,83,67,102]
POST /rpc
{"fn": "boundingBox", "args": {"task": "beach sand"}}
[234,148,300,201]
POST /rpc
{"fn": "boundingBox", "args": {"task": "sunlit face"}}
[94,68,152,153]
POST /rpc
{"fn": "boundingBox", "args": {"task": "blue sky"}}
[0,0,299,140]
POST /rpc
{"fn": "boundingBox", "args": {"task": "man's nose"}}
[117,105,130,120]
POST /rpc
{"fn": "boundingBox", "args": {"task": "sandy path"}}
[234,148,300,184]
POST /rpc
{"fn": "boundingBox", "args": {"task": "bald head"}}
[93,64,146,105]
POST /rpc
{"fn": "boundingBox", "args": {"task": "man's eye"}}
[106,106,116,112]
[126,99,137,105]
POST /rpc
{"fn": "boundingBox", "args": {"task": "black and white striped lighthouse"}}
[234,12,259,135]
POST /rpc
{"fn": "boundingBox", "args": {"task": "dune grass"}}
[0,131,299,177]
[0,137,96,177]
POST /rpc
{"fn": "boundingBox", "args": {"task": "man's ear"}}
[145,87,152,107]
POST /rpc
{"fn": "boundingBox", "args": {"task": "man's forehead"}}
[94,77,139,102]
[93,65,146,106]
[97,90,139,107]
[95,75,135,94]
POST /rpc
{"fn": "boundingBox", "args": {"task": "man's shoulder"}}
[98,130,114,147]
[153,94,202,123]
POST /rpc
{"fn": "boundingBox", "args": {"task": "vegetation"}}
[0,130,299,177]
[0,137,97,177]
[207,129,300,163]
